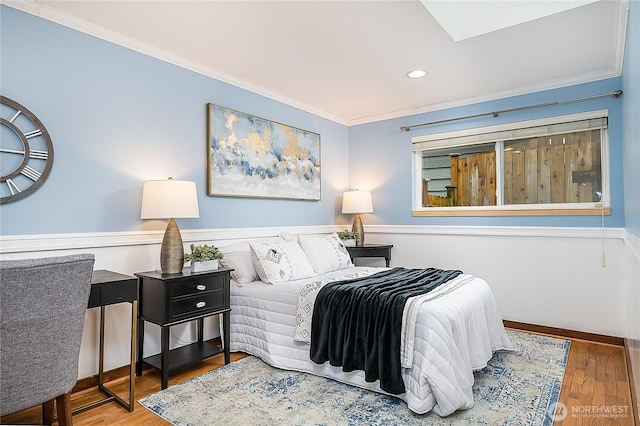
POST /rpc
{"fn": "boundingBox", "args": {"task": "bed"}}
[222,233,513,416]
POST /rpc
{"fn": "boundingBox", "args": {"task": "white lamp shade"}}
[342,190,373,214]
[140,179,200,219]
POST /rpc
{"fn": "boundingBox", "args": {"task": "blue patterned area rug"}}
[139,330,569,426]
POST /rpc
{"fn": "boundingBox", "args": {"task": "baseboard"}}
[72,337,225,394]
[625,339,640,425]
[72,364,135,393]
[504,320,624,346]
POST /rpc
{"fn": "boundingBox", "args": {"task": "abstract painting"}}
[206,104,321,200]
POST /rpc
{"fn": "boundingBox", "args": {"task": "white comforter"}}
[229,267,513,416]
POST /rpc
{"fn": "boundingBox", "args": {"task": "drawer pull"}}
[196,284,207,291]
[196,301,206,308]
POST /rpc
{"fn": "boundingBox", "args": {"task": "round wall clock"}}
[0,96,54,204]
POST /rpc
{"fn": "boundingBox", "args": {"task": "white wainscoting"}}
[622,231,640,416]
[0,226,339,380]
[365,225,629,339]
[0,224,634,381]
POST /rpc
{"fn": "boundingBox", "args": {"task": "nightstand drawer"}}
[170,291,226,320]
[170,275,225,299]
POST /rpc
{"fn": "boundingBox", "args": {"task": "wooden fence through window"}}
[422,129,601,207]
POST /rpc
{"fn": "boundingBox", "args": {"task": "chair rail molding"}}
[365,224,627,240]
[0,224,640,258]
[0,225,344,254]
[0,224,628,255]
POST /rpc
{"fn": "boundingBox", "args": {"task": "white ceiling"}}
[4,0,629,125]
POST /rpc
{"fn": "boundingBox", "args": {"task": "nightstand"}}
[135,268,232,389]
[346,244,393,267]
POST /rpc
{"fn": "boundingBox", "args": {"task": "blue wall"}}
[623,0,640,239]
[349,78,625,227]
[0,6,350,236]
[1,5,635,236]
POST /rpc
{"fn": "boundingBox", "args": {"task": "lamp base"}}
[160,218,185,274]
[352,213,365,247]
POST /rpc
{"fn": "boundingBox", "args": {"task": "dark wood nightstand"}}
[135,268,232,389]
[345,244,393,267]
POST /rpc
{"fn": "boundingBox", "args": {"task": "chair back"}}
[0,254,94,416]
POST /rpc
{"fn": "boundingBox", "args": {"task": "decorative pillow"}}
[249,240,316,284]
[219,242,259,285]
[278,232,298,241]
[298,233,353,274]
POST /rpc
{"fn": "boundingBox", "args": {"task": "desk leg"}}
[98,306,106,383]
[97,301,137,412]
[136,317,144,376]
[68,307,108,415]
[73,302,136,414]
[223,311,230,365]
[160,326,170,389]
[127,300,137,411]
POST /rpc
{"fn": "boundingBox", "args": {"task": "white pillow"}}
[219,242,259,285]
[249,240,316,284]
[298,233,353,274]
[278,232,298,241]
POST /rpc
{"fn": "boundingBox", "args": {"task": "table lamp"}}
[342,190,373,246]
[141,178,200,274]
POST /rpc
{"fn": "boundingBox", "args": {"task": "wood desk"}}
[75,270,137,413]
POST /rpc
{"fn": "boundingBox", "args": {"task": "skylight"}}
[421,0,600,42]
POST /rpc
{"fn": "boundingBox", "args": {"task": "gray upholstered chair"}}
[1,254,95,425]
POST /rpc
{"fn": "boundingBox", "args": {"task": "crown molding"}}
[349,1,629,126]
[3,0,627,129]
[1,0,347,126]
[348,69,623,127]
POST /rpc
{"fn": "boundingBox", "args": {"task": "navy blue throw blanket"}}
[309,267,462,394]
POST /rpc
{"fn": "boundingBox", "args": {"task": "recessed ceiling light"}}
[407,70,427,79]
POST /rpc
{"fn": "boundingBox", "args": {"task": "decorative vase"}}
[191,259,219,272]
[341,239,356,247]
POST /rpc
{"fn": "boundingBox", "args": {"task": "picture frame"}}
[206,104,321,201]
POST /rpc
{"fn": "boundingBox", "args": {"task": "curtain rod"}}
[399,90,623,132]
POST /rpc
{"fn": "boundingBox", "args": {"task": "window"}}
[412,111,610,216]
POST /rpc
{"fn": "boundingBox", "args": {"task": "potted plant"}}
[184,243,224,272]
[337,230,359,247]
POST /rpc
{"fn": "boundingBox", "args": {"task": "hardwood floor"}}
[1,333,636,426]
[556,338,636,426]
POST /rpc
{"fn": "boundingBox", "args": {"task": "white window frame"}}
[412,110,610,215]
